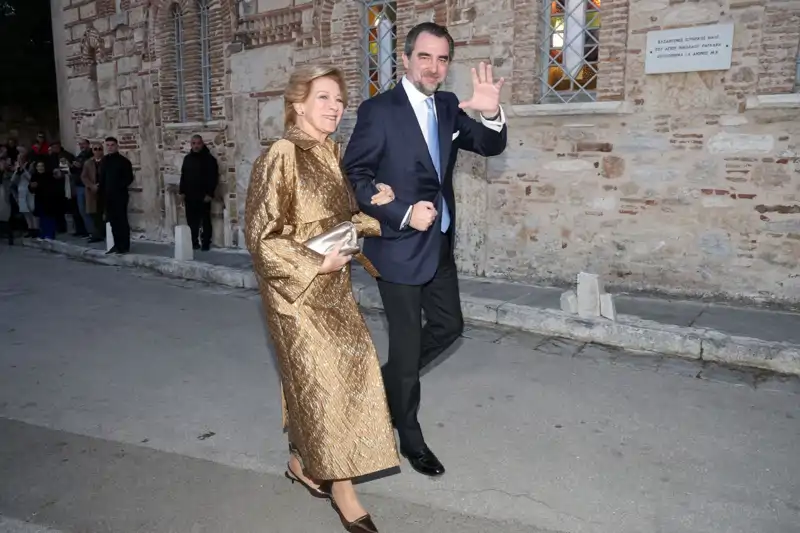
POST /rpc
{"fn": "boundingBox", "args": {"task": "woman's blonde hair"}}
[284,65,349,129]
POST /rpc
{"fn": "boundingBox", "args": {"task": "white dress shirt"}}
[398,76,506,229]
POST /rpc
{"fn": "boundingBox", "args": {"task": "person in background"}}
[99,136,133,254]
[6,138,19,163]
[28,161,62,240]
[48,141,79,235]
[80,142,105,243]
[0,157,15,243]
[31,132,49,159]
[179,134,219,251]
[10,149,37,237]
[71,138,94,238]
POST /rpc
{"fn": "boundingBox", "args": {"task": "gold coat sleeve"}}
[351,212,381,238]
[244,144,324,303]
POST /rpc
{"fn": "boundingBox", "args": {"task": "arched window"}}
[198,0,212,120]
[360,1,397,100]
[540,0,601,104]
[172,4,187,122]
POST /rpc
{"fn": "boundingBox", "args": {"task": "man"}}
[344,22,507,477]
[80,142,105,243]
[47,141,77,235]
[31,132,49,158]
[179,134,218,251]
[98,136,134,254]
[70,138,93,237]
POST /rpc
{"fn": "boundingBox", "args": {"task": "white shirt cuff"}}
[479,105,506,132]
[400,205,413,230]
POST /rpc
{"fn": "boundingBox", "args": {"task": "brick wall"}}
[53,0,800,302]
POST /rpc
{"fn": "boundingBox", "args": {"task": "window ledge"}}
[745,93,800,110]
[164,120,226,131]
[511,101,633,117]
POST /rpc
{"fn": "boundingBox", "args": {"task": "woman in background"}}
[29,161,62,240]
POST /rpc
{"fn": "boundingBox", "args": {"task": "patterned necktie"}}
[425,97,450,233]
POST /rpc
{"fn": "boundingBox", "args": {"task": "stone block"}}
[223,208,233,247]
[601,156,626,179]
[97,62,118,107]
[79,2,96,19]
[600,293,617,321]
[129,6,146,25]
[174,225,194,261]
[577,272,602,318]
[543,159,594,172]
[106,223,114,251]
[68,77,99,110]
[707,133,774,155]
[64,7,80,24]
[560,290,578,314]
[94,16,109,33]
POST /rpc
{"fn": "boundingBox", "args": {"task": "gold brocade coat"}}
[244,126,399,480]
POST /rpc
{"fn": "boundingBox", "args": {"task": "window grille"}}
[795,45,799,92]
[359,1,398,100]
[198,0,213,120]
[539,0,601,104]
[172,4,187,122]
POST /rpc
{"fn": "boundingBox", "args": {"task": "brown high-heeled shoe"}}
[285,443,331,499]
[323,484,379,533]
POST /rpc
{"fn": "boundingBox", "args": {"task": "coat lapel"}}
[434,92,453,178]
[392,85,438,177]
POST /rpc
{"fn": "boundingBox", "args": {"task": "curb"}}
[20,238,800,377]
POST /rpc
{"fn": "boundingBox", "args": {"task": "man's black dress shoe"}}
[401,446,445,477]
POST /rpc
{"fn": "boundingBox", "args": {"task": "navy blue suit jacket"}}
[343,84,507,285]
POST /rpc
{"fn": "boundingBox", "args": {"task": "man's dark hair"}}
[404,22,455,61]
[105,136,118,144]
[191,134,204,141]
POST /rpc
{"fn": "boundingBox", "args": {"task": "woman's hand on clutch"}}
[371,183,395,205]
[319,243,353,274]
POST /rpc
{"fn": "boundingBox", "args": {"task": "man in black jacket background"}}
[99,136,134,254]
[179,135,218,251]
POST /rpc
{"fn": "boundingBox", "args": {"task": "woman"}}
[11,149,37,237]
[29,161,62,240]
[0,157,14,243]
[244,66,398,533]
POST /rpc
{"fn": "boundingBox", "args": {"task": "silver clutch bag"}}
[304,221,360,256]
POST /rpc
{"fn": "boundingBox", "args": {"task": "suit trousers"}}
[377,232,464,452]
[107,194,130,252]
[185,200,212,248]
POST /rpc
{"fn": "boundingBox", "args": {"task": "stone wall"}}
[51,0,800,303]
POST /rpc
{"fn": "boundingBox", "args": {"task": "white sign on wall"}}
[645,23,734,75]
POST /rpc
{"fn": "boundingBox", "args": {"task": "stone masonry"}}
[51,0,800,303]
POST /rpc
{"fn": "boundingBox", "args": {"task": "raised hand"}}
[457,61,505,117]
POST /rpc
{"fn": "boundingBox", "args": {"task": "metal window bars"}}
[539,0,601,104]
[172,4,187,122]
[795,45,800,92]
[198,0,213,121]
[360,0,398,101]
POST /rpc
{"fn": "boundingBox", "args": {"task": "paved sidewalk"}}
[16,235,800,376]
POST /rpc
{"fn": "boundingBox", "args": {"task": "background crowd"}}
[0,133,134,254]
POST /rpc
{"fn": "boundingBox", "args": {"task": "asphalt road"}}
[1,245,798,533]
